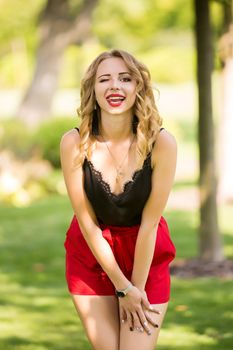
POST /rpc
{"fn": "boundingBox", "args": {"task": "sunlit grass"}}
[163,278,233,350]
[0,194,233,349]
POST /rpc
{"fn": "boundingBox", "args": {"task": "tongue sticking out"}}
[107,97,125,107]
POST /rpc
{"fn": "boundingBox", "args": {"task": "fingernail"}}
[130,327,134,331]
[149,305,154,310]
[140,327,144,332]
[121,319,125,324]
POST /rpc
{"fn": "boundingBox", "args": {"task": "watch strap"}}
[116,282,133,296]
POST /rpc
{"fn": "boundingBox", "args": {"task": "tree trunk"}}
[17,0,98,128]
[194,0,224,262]
[222,0,233,34]
[218,1,233,203]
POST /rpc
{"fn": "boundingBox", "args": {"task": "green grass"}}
[0,195,233,349]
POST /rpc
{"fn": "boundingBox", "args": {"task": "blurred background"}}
[0,0,232,349]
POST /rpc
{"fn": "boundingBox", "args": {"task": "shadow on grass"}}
[0,195,233,350]
[162,209,233,350]
[0,196,93,349]
[0,334,90,350]
[161,277,233,350]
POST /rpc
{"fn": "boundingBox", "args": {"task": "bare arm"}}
[60,129,130,290]
[131,130,177,290]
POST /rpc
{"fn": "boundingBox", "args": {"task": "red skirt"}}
[64,215,176,304]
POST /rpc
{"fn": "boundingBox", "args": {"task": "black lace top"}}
[75,127,164,226]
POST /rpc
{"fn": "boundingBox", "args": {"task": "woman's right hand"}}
[118,287,161,335]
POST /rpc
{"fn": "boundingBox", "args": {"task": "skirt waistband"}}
[98,216,166,237]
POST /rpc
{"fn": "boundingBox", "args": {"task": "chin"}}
[104,106,133,116]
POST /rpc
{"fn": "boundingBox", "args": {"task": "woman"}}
[60,49,177,350]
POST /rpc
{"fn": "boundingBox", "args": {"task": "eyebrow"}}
[97,72,131,79]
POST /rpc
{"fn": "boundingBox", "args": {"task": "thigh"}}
[71,294,120,350]
[119,302,169,350]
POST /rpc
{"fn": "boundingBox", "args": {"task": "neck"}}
[99,110,134,141]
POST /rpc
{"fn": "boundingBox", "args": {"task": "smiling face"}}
[94,57,137,116]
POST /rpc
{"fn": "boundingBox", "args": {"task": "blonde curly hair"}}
[76,49,162,169]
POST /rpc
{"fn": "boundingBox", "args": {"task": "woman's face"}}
[94,57,137,115]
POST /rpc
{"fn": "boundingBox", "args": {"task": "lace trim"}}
[85,155,151,198]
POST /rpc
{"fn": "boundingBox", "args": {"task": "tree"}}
[222,0,233,33]
[218,0,233,203]
[194,0,224,262]
[17,0,98,128]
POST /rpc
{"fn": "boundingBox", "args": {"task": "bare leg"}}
[71,294,120,350]
[119,302,169,350]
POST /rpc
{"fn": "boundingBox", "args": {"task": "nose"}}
[110,78,120,91]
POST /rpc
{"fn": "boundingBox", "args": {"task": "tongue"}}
[107,99,123,106]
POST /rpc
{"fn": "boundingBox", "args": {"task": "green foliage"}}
[0,119,36,159]
[140,42,195,83]
[0,0,196,87]
[212,0,232,6]
[94,0,193,50]
[59,34,194,88]
[0,0,45,88]
[1,117,78,166]
[0,0,45,48]
[34,117,78,168]
[59,45,84,88]
[0,117,79,206]
[0,0,227,88]
[0,44,35,88]
[59,43,107,88]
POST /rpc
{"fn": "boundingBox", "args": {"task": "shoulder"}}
[156,128,177,151]
[151,129,177,167]
[60,128,80,154]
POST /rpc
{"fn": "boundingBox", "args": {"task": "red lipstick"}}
[106,93,125,107]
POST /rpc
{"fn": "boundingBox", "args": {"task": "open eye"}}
[121,77,131,82]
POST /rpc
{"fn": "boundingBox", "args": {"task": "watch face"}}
[115,291,125,298]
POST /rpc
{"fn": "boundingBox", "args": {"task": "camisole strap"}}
[152,127,165,146]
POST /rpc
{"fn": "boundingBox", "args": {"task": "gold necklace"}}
[101,134,135,187]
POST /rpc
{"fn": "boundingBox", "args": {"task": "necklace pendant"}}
[117,170,124,177]
[116,174,120,185]
[116,170,123,183]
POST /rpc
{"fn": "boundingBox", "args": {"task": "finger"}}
[136,309,151,335]
[147,304,162,315]
[141,298,161,315]
[131,312,144,334]
[126,311,134,332]
[141,297,151,310]
[120,308,127,325]
[144,311,159,329]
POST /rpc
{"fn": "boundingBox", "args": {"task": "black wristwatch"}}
[115,283,133,298]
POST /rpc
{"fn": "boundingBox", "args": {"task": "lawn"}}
[0,194,232,350]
